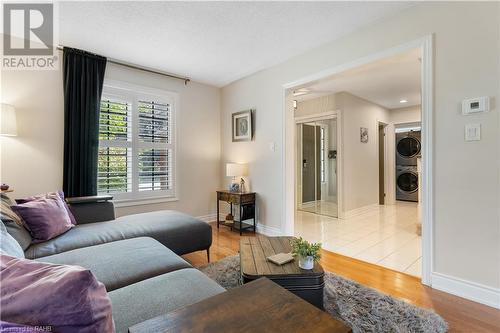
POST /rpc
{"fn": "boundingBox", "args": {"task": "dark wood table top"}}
[216,190,256,195]
[128,278,351,333]
[240,236,324,279]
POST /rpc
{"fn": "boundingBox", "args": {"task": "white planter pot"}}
[298,256,314,270]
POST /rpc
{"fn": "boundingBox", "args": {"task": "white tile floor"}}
[294,201,422,277]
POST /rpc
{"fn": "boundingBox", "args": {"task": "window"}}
[98,82,176,202]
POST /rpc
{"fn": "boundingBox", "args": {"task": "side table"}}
[216,190,256,235]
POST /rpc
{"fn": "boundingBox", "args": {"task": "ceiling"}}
[294,48,422,109]
[59,2,414,87]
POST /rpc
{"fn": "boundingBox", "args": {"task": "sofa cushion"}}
[36,237,192,291]
[1,195,32,250]
[0,221,24,258]
[25,210,212,259]
[2,219,32,251]
[108,268,225,333]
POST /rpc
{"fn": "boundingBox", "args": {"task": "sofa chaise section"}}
[35,237,191,291]
[25,210,212,259]
[108,268,225,333]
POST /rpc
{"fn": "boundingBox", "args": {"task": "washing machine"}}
[396,130,421,166]
[396,165,418,202]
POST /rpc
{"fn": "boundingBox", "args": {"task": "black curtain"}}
[63,47,107,197]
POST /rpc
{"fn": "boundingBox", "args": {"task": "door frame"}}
[295,111,343,218]
[281,35,434,286]
[376,120,389,205]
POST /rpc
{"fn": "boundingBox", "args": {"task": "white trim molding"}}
[196,214,281,237]
[432,273,500,309]
[196,213,222,223]
[114,196,178,208]
[256,223,282,236]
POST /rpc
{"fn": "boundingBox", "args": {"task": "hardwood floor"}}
[183,222,500,333]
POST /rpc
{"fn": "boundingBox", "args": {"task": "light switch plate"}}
[465,124,481,141]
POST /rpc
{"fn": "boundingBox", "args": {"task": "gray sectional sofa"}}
[1,195,226,332]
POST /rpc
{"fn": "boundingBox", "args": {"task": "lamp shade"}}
[226,163,248,177]
[1,104,17,136]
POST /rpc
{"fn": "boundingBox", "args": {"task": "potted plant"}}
[290,237,321,270]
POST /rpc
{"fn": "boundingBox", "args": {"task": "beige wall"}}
[221,2,500,289]
[1,59,222,219]
[338,92,390,212]
[390,105,421,124]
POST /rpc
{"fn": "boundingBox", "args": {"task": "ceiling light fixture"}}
[399,99,408,104]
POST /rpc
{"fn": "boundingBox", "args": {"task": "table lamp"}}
[226,163,248,192]
[225,163,248,222]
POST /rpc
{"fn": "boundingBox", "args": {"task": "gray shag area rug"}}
[199,255,447,333]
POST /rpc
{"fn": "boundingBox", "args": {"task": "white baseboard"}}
[196,214,281,236]
[196,213,224,223]
[343,203,379,219]
[256,223,282,236]
[432,272,500,309]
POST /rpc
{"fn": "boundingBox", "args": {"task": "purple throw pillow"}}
[11,195,73,243]
[0,254,114,333]
[0,321,41,332]
[15,191,77,225]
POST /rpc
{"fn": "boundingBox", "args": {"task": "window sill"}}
[113,196,179,208]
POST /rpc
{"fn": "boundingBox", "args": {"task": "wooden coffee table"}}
[128,278,351,333]
[240,236,325,309]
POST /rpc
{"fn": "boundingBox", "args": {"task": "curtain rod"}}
[57,45,190,85]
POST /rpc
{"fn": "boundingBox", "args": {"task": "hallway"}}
[295,202,421,277]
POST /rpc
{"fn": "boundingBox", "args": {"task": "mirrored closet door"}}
[297,118,338,217]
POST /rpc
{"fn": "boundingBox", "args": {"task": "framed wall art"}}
[360,127,368,143]
[232,109,254,142]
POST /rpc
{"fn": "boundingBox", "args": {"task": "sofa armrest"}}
[66,195,115,224]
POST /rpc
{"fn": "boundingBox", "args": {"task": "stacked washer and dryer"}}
[395,130,421,202]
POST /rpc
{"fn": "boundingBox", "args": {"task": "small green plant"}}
[290,237,321,261]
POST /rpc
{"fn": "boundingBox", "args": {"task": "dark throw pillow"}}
[0,254,115,333]
[15,191,77,225]
[11,195,73,243]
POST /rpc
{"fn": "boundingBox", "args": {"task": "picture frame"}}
[360,127,368,143]
[232,109,254,142]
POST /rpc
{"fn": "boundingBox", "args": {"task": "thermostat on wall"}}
[462,96,489,115]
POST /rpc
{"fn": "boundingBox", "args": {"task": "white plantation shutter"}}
[98,98,132,194]
[98,83,177,201]
[138,100,171,144]
[138,148,173,191]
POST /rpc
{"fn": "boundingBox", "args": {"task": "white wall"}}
[221,1,500,292]
[1,57,221,219]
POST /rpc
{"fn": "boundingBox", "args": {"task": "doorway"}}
[284,36,433,284]
[296,117,338,218]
